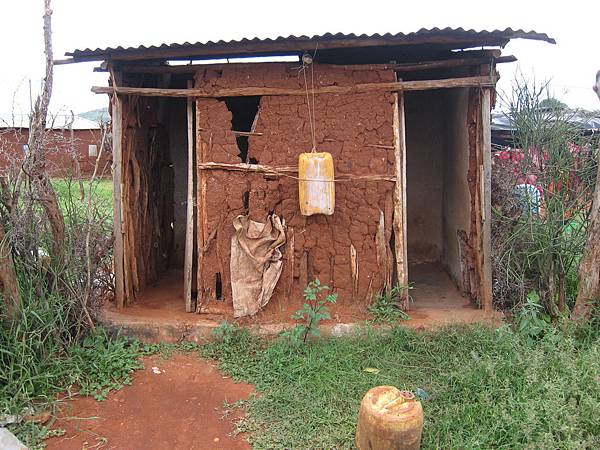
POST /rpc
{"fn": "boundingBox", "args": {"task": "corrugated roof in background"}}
[0,114,101,130]
[66,27,555,61]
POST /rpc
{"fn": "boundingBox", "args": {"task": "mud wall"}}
[404,91,444,263]
[0,128,110,177]
[195,63,397,307]
[441,88,471,286]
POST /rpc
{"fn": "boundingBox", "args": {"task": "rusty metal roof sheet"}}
[65,28,555,62]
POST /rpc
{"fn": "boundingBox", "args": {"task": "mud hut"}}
[62,28,554,327]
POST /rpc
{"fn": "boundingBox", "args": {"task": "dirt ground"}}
[45,353,254,450]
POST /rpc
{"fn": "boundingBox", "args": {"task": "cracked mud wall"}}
[194,64,397,307]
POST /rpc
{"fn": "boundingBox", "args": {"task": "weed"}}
[368,283,412,323]
[283,279,337,343]
[71,329,145,401]
[516,291,552,344]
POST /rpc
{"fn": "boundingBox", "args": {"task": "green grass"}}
[52,178,113,216]
[202,323,600,449]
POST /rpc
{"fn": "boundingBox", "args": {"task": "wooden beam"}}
[91,75,497,98]
[392,90,408,296]
[111,91,125,309]
[394,55,516,72]
[110,62,396,75]
[184,82,195,313]
[480,89,493,313]
[107,56,513,75]
[199,161,296,175]
[196,104,208,312]
[197,161,396,182]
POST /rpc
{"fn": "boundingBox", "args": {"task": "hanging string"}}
[300,46,318,153]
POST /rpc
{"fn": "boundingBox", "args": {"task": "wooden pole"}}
[195,102,207,311]
[479,89,493,313]
[91,76,497,99]
[111,92,125,309]
[571,70,600,319]
[184,82,195,312]
[197,161,395,181]
[392,90,409,300]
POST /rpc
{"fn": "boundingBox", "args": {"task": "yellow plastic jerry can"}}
[298,152,335,216]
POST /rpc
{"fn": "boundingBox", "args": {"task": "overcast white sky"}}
[1,0,598,117]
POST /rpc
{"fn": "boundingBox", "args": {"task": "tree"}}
[572,71,600,319]
[539,97,568,110]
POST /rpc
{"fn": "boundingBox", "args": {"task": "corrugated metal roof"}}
[492,111,600,132]
[0,114,101,130]
[66,27,555,61]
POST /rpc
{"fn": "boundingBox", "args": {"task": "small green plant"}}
[368,283,412,323]
[516,291,551,344]
[284,279,337,343]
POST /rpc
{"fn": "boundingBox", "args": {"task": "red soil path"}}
[45,353,254,450]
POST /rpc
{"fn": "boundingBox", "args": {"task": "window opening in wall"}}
[220,96,261,163]
[215,272,223,300]
[88,144,98,157]
[242,190,250,212]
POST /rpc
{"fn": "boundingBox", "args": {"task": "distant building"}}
[0,114,111,177]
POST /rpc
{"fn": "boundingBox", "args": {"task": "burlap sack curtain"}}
[230,214,286,318]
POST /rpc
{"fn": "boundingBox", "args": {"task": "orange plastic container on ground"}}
[298,152,335,216]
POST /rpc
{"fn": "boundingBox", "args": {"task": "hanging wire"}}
[299,45,319,152]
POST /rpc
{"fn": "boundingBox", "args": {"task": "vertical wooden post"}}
[111,92,125,309]
[392,91,409,293]
[479,89,493,312]
[195,100,207,311]
[184,83,195,312]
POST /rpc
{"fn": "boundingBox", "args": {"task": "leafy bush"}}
[283,279,337,343]
[516,291,552,344]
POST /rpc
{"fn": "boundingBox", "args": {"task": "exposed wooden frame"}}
[184,81,195,312]
[392,90,408,296]
[479,88,493,313]
[111,90,125,309]
[195,102,208,312]
[92,75,497,98]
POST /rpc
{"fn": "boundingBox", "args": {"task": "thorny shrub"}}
[492,77,598,317]
[0,120,115,416]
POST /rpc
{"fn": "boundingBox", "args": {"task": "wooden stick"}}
[184,81,195,313]
[196,114,208,312]
[232,130,263,137]
[392,90,409,292]
[111,91,125,309]
[91,75,497,98]
[197,161,395,181]
[479,89,493,313]
[198,161,296,174]
[393,55,516,72]
[286,228,295,299]
[366,143,395,150]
